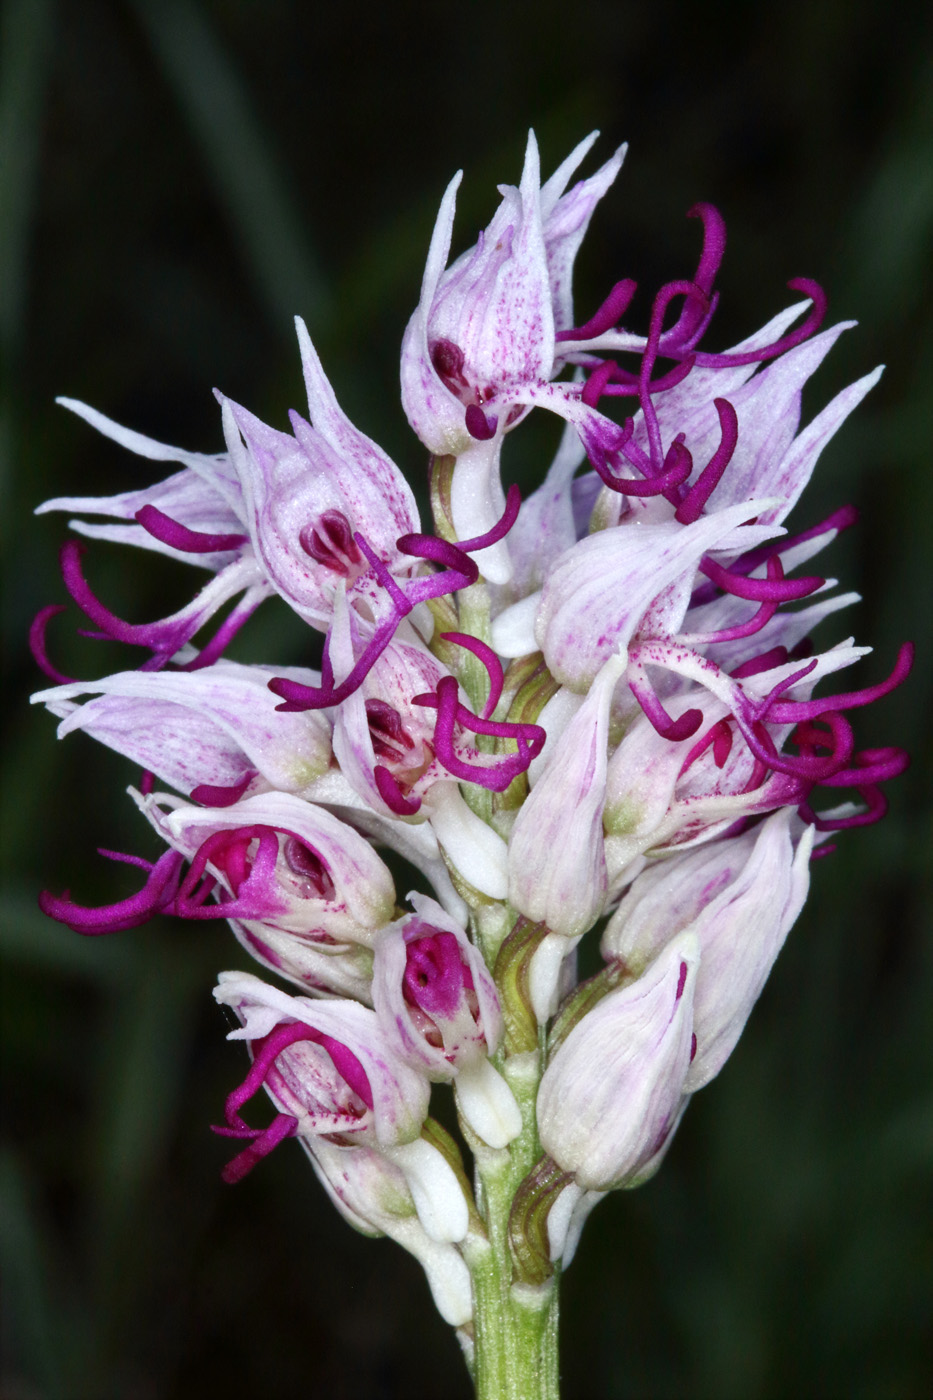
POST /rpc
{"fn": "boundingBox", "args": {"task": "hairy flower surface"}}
[34,131,911,1350]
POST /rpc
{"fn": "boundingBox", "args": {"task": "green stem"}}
[466,1053,561,1400]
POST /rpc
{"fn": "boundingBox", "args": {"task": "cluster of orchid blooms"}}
[33,133,911,1343]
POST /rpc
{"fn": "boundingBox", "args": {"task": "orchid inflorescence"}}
[33,131,911,1392]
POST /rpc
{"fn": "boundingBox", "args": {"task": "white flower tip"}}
[455,1058,522,1149]
[546,1180,584,1261]
[528,934,572,1024]
[518,130,542,204]
[388,1139,470,1244]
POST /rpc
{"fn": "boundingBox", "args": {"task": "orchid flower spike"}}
[34,129,912,1372]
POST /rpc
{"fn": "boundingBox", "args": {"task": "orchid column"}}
[33,131,910,1400]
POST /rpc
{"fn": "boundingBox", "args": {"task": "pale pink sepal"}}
[537,932,698,1190]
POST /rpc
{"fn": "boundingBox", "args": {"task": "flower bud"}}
[214,972,477,1245]
[508,654,624,940]
[537,933,697,1190]
[602,809,813,1090]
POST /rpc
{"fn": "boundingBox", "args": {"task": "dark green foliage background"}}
[2,2,931,1396]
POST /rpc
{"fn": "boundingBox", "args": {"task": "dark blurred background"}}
[1,1,931,1396]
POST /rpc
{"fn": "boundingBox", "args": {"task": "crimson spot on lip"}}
[299,509,363,576]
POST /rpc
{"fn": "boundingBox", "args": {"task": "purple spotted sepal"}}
[372,894,522,1148]
[602,808,813,1091]
[219,318,420,631]
[401,131,625,459]
[32,660,332,802]
[537,933,697,1191]
[399,132,624,573]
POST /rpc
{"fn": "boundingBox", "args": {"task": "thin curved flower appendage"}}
[35,131,912,1387]
[39,846,186,935]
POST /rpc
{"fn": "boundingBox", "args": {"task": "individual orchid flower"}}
[602,808,813,1091]
[536,933,698,1191]
[399,132,625,577]
[401,131,626,458]
[331,631,542,821]
[214,971,472,1244]
[40,790,397,999]
[219,317,421,630]
[599,634,910,893]
[267,483,523,708]
[32,317,427,679]
[372,894,521,1148]
[156,790,395,933]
